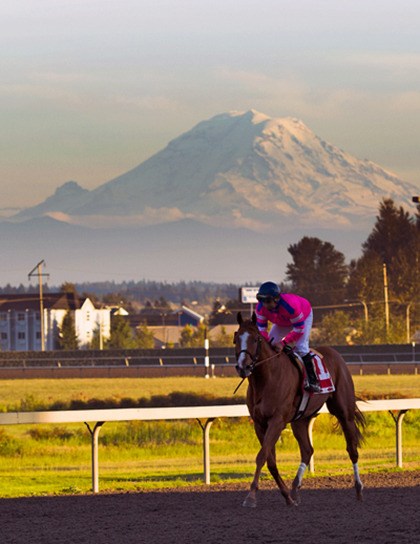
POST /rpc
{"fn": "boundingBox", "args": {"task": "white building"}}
[0,292,111,351]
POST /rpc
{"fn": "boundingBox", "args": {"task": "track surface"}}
[1,472,419,544]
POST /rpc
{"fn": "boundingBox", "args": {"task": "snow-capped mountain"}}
[14,110,417,232]
[3,110,419,286]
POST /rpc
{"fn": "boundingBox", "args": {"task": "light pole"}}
[28,260,49,351]
[383,263,390,339]
[406,303,412,343]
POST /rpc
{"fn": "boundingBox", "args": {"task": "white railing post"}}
[197,418,215,484]
[85,421,105,493]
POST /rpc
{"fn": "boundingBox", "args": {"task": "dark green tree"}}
[60,282,78,295]
[347,198,420,342]
[285,236,348,305]
[362,198,415,266]
[58,311,79,350]
[107,315,137,349]
[89,326,102,350]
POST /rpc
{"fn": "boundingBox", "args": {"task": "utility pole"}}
[383,263,390,340]
[28,260,50,351]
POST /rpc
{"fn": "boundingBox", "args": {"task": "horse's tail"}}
[354,397,366,447]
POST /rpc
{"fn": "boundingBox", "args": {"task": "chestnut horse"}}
[234,312,365,507]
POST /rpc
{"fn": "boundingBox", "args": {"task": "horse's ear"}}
[252,312,257,325]
[237,311,243,324]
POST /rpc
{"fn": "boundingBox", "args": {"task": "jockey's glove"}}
[268,338,281,352]
[281,341,293,354]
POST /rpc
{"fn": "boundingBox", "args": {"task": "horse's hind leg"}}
[326,397,364,501]
[290,418,314,503]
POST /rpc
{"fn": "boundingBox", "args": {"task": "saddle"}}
[285,349,335,420]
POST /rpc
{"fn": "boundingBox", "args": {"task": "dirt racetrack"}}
[1,471,419,544]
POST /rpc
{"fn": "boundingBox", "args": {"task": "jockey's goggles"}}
[257,295,276,304]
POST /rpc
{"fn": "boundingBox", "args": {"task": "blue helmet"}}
[256,281,281,302]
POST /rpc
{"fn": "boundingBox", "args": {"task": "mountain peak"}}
[53,181,88,197]
[13,110,417,231]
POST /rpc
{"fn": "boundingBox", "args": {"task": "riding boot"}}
[301,353,322,393]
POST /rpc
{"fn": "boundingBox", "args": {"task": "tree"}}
[347,199,420,342]
[362,198,415,266]
[316,311,353,345]
[285,237,348,305]
[360,198,419,303]
[60,282,78,295]
[58,311,79,350]
[107,315,137,349]
[346,252,384,304]
[89,326,102,350]
[179,323,207,348]
[211,326,233,347]
[135,322,155,349]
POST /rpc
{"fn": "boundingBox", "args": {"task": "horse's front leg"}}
[266,444,297,506]
[244,418,296,508]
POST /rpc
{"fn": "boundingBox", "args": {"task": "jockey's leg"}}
[294,311,321,393]
[301,353,322,393]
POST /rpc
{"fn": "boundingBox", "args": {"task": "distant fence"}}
[0,344,419,378]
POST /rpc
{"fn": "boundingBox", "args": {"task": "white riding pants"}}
[268,310,313,357]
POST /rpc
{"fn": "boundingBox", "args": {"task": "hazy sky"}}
[1,0,420,209]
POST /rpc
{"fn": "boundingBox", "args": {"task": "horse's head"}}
[234,311,262,378]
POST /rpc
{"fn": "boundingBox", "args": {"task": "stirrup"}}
[304,381,322,393]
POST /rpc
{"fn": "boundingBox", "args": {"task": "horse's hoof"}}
[355,482,364,501]
[242,494,257,508]
[290,488,301,504]
[286,497,298,507]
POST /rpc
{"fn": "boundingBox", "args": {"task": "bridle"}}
[236,334,262,374]
[234,331,281,393]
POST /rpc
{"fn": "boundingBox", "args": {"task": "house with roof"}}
[0,292,111,351]
[124,305,205,348]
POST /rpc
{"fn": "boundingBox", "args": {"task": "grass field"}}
[0,375,419,498]
[1,375,419,411]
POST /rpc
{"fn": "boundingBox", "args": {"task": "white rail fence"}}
[1,398,419,493]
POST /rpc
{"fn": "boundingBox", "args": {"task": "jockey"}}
[255,281,322,393]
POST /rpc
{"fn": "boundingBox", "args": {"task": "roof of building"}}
[208,324,238,340]
[181,305,204,321]
[0,292,89,312]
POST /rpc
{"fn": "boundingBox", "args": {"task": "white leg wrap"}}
[353,462,362,486]
[296,462,307,486]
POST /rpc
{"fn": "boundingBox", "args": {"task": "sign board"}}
[240,287,259,304]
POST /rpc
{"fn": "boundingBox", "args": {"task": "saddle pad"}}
[312,352,335,393]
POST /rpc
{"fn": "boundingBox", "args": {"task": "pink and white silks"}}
[255,293,313,357]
